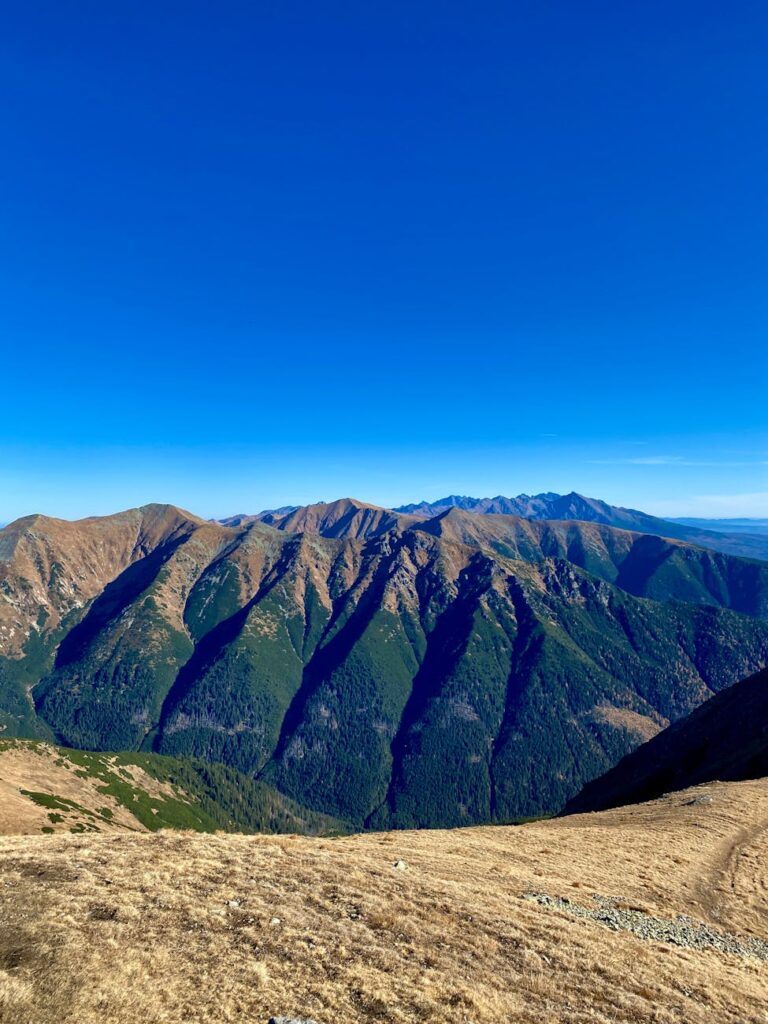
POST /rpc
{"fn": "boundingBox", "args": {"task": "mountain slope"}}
[0,504,226,740]
[3,503,768,825]
[565,665,768,814]
[0,503,205,655]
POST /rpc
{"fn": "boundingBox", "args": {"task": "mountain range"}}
[1,493,767,829]
[221,490,768,559]
[392,491,768,560]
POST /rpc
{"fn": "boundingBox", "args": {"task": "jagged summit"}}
[396,489,652,521]
[392,490,768,560]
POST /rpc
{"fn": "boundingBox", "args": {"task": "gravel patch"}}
[524,892,768,961]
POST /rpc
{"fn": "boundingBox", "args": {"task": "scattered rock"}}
[269,1018,321,1024]
[269,916,282,927]
[683,795,712,806]
[393,860,407,871]
[227,899,241,908]
[524,892,768,961]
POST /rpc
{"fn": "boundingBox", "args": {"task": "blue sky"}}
[1,2,766,521]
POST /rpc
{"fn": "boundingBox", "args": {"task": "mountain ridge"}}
[211,492,768,560]
[393,491,768,560]
[3,500,768,826]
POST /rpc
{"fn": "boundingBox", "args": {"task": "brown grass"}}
[1,778,767,1023]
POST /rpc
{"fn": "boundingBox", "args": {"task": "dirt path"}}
[693,806,768,935]
[715,815,768,938]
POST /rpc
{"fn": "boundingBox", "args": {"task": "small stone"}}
[227,899,241,908]
[393,860,407,871]
[269,916,282,927]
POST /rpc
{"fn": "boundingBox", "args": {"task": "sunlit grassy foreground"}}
[1,778,767,1023]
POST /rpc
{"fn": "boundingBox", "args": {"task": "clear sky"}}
[1,1,766,522]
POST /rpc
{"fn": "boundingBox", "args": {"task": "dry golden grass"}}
[1,779,767,1023]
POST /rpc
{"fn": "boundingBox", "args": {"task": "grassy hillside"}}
[0,740,347,836]
[0,778,766,1023]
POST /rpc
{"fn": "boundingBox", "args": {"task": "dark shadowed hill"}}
[565,666,768,814]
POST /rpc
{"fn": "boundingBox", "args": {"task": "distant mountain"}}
[394,491,768,560]
[219,506,300,528]
[396,492,605,519]
[3,501,768,827]
[565,665,768,814]
[255,497,420,539]
[394,493,560,516]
